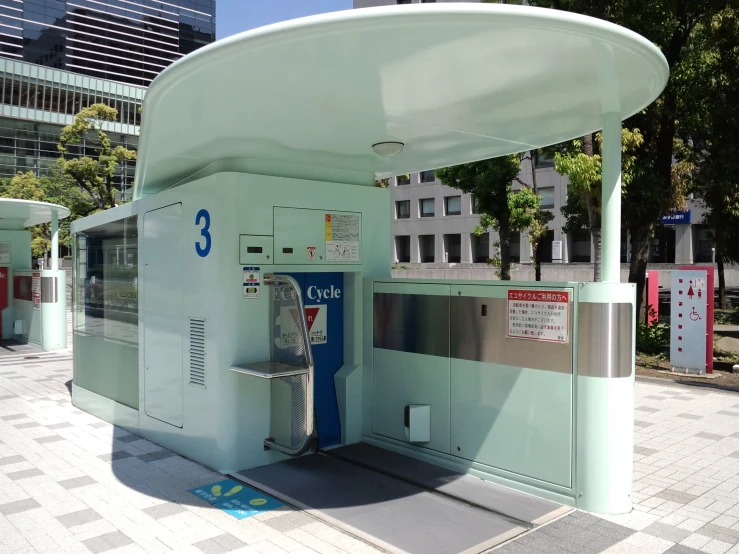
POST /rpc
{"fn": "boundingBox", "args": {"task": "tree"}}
[0,172,48,258]
[520,151,554,281]
[58,103,137,211]
[436,155,540,280]
[678,6,739,308]
[553,128,643,282]
[5,171,45,201]
[531,0,730,316]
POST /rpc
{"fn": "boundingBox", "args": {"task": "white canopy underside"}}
[134,3,669,197]
[0,198,70,229]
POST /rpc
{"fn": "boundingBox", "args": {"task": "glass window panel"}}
[444,234,461,263]
[539,187,555,209]
[445,196,461,215]
[419,235,435,263]
[395,236,410,263]
[420,170,435,183]
[396,200,410,219]
[420,198,435,217]
[73,216,139,410]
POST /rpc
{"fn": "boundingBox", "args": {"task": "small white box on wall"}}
[404,404,430,443]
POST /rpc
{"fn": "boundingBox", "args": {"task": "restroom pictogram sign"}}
[670,270,709,373]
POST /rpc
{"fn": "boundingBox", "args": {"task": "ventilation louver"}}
[189,318,206,388]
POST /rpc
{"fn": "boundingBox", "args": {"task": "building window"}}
[472,233,489,263]
[444,234,461,263]
[509,232,521,263]
[419,235,435,263]
[470,194,478,214]
[695,226,715,263]
[397,0,412,4]
[420,198,435,217]
[571,229,591,262]
[535,151,554,168]
[536,230,555,263]
[420,170,435,183]
[421,0,436,2]
[396,200,410,219]
[395,236,411,263]
[445,196,461,216]
[539,187,555,209]
[396,174,410,186]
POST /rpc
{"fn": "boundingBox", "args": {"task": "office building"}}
[0,1,216,198]
[357,0,714,268]
[0,0,216,87]
[0,57,143,193]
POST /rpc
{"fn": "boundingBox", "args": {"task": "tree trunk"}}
[628,223,653,321]
[585,191,601,282]
[591,226,602,282]
[499,227,512,281]
[529,151,542,282]
[581,135,602,281]
[718,256,726,310]
[714,209,728,309]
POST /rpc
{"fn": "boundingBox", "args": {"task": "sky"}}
[216,0,354,40]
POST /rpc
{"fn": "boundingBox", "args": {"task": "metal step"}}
[233,451,539,554]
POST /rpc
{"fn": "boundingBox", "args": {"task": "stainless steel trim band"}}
[40,277,57,303]
[373,293,573,374]
[373,293,450,357]
[577,302,633,378]
[450,297,572,374]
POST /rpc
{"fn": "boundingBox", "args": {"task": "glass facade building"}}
[0,57,145,193]
[0,0,216,87]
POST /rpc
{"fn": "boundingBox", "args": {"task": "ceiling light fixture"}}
[372,142,404,157]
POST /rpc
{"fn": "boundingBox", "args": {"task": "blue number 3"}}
[195,209,211,257]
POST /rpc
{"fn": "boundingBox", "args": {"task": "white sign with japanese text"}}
[507,289,570,343]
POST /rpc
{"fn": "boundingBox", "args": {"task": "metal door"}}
[143,203,184,427]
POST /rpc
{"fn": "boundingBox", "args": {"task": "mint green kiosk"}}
[71,4,668,551]
[0,198,69,350]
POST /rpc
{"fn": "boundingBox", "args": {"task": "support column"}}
[51,208,58,271]
[601,112,622,283]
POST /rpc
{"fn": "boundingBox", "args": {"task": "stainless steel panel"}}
[373,293,449,357]
[450,297,572,374]
[577,302,633,378]
[40,277,57,303]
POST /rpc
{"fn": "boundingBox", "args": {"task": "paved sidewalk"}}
[3,345,739,553]
[0,348,383,554]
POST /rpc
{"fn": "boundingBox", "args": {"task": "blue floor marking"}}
[189,479,284,519]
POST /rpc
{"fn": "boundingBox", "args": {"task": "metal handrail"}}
[262,273,315,456]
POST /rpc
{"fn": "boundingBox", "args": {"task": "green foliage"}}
[436,155,534,280]
[715,308,739,325]
[553,129,644,280]
[560,191,589,234]
[635,321,671,358]
[5,172,45,201]
[58,103,137,210]
[0,172,48,257]
[635,307,670,357]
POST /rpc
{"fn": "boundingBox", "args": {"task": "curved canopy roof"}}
[0,199,70,229]
[134,3,668,198]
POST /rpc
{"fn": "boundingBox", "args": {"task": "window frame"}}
[396,200,410,219]
[419,198,435,218]
[445,195,461,216]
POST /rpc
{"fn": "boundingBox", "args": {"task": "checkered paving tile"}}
[3,321,739,554]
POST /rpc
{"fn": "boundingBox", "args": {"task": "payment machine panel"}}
[274,208,361,265]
